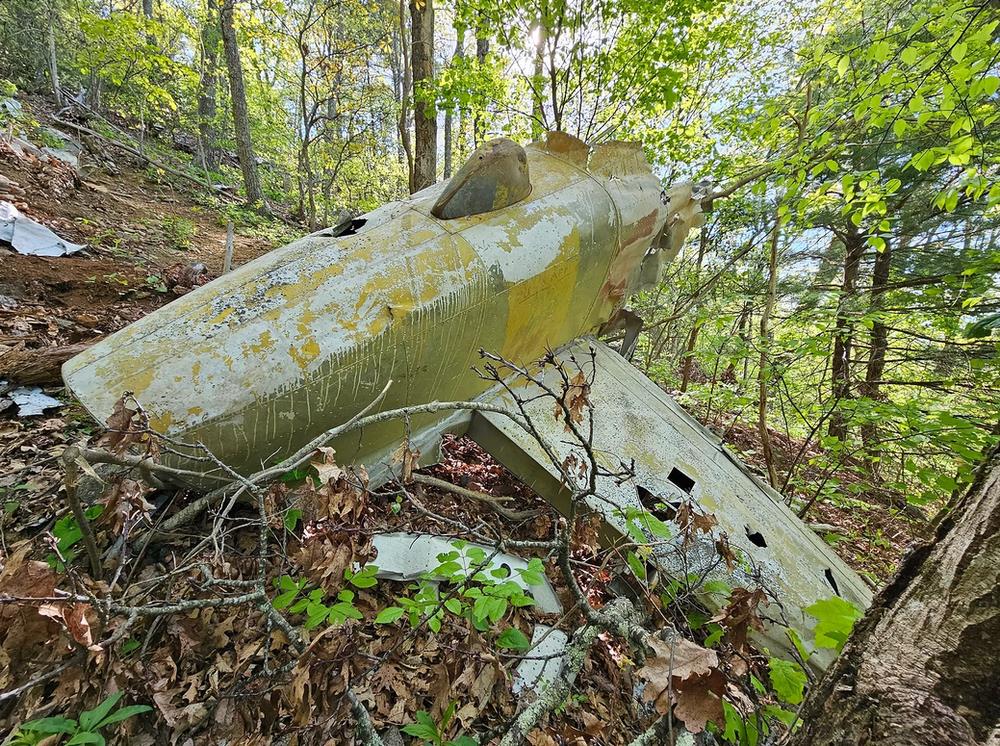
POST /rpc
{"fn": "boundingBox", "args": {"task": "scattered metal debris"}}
[511,625,568,696]
[0,201,85,257]
[469,337,873,671]
[7,385,63,416]
[371,532,568,698]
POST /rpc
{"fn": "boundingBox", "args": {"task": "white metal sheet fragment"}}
[10,386,63,416]
[513,624,569,696]
[0,201,85,256]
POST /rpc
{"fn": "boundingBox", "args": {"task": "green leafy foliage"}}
[271,568,374,628]
[805,596,864,652]
[46,505,104,571]
[767,658,807,705]
[9,692,151,746]
[402,703,477,746]
[376,541,540,646]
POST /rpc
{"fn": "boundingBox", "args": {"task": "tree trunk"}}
[790,444,1000,745]
[757,214,780,488]
[197,0,220,173]
[679,226,709,393]
[828,230,864,442]
[860,235,894,476]
[409,0,435,192]
[473,28,489,147]
[530,18,546,140]
[47,10,62,108]
[442,27,464,179]
[0,344,93,385]
[397,0,414,190]
[220,0,266,210]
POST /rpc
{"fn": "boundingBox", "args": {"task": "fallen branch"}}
[61,445,102,579]
[0,343,94,385]
[411,473,543,522]
[498,597,643,746]
[50,117,212,191]
[347,690,386,746]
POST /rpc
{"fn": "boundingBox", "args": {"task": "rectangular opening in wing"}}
[667,467,695,494]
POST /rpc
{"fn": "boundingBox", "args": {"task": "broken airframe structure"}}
[63,132,871,678]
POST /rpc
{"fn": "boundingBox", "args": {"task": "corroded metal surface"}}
[468,338,873,670]
[64,134,684,479]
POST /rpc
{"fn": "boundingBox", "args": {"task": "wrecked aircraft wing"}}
[64,133,699,479]
[467,338,873,671]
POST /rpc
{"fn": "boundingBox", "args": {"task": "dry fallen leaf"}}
[310,447,343,485]
[554,370,591,429]
[637,633,726,733]
[672,668,726,733]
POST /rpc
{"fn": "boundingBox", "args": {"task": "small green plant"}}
[376,541,540,636]
[272,567,378,628]
[46,505,104,570]
[144,274,168,293]
[9,691,151,745]
[34,128,65,150]
[402,703,477,746]
[160,215,196,251]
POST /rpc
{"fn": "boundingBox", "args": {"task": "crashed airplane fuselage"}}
[63,133,699,477]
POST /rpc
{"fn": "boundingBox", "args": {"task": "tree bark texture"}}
[220,0,266,209]
[0,343,93,385]
[473,28,489,147]
[442,27,463,179]
[409,0,435,192]
[789,445,1000,745]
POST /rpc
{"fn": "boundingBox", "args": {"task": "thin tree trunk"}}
[530,18,546,140]
[47,11,62,108]
[757,213,780,488]
[790,443,1000,745]
[409,0,435,192]
[722,301,751,383]
[680,226,709,393]
[860,235,895,477]
[442,27,464,179]
[473,26,489,147]
[397,0,414,189]
[220,0,266,210]
[197,0,220,173]
[828,230,864,442]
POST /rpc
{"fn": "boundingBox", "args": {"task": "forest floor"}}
[0,101,926,743]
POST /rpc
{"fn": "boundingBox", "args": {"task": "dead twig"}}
[411,472,543,522]
[61,445,102,579]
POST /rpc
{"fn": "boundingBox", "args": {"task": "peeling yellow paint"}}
[248,330,275,356]
[289,338,321,370]
[210,307,235,325]
[149,410,173,433]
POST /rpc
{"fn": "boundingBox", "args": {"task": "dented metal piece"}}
[467,338,873,671]
[63,134,691,480]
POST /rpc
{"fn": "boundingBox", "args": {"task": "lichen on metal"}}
[63,133,693,481]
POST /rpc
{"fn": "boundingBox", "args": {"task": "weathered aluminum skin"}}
[468,338,873,671]
[63,137,671,478]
